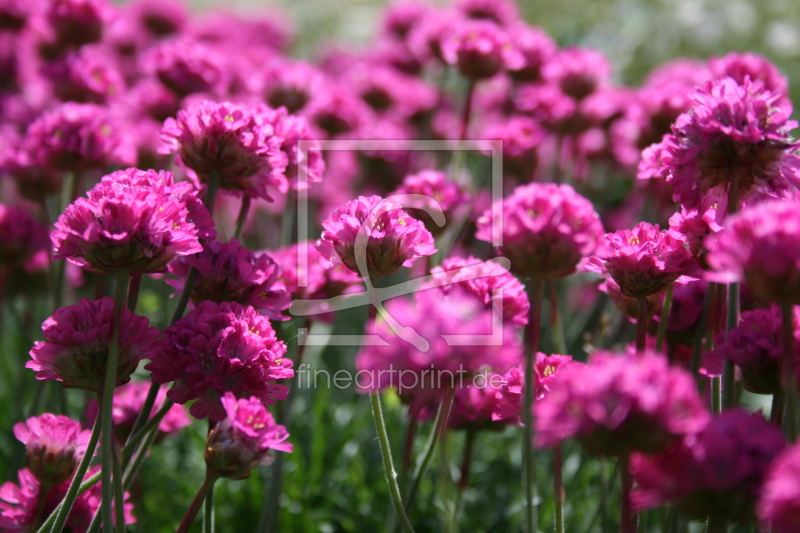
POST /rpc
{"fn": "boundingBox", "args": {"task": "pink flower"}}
[52,168,206,274]
[475,182,604,279]
[167,239,291,321]
[28,297,161,392]
[428,255,529,327]
[128,0,186,38]
[709,52,789,108]
[143,36,229,96]
[380,0,431,40]
[391,170,470,236]
[441,20,522,80]
[159,100,288,201]
[44,46,125,104]
[205,393,291,480]
[83,381,191,443]
[260,105,324,190]
[261,58,325,114]
[586,222,699,299]
[40,0,112,50]
[667,205,722,268]
[145,301,292,422]
[758,442,800,533]
[481,115,545,178]
[505,23,556,82]
[535,351,710,455]
[316,194,436,279]
[17,102,135,172]
[542,47,611,101]
[13,414,91,486]
[305,82,370,137]
[658,77,799,216]
[706,199,800,305]
[631,409,785,523]
[455,0,518,27]
[446,369,516,430]
[0,204,49,274]
[270,240,361,302]
[0,468,134,532]
[492,353,576,422]
[345,62,437,121]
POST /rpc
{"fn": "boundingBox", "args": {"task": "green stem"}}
[771,390,785,427]
[548,280,568,355]
[690,284,713,384]
[635,297,648,355]
[234,194,251,241]
[722,283,739,408]
[202,483,215,533]
[123,399,174,464]
[705,516,727,533]
[620,455,635,533]
[126,274,142,312]
[371,392,416,533]
[203,170,221,213]
[176,471,219,533]
[655,284,674,354]
[112,440,125,533]
[554,444,565,533]
[780,302,799,441]
[523,278,544,533]
[43,415,101,533]
[458,81,475,142]
[100,269,130,533]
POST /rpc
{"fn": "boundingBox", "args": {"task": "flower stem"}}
[403,408,421,472]
[722,283,739,408]
[780,302,799,441]
[202,483,215,533]
[771,390,785,427]
[204,169,221,213]
[554,444,565,533]
[112,439,125,532]
[548,280,567,354]
[459,81,476,141]
[690,284,713,384]
[655,284,674,354]
[44,415,101,533]
[705,516,727,533]
[404,388,455,514]
[524,278,544,533]
[635,298,648,355]
[619,455,635,533]
[370,392,416,533]
[126,274,142,312]
[234,194,251,240]
[100,269,130,533]
[456,428,476,492]
[32,484,51,530]
[176,471,219,533]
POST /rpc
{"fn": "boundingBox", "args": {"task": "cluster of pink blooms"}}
[1,0,800,529]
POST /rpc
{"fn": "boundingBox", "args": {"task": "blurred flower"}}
[758,441,800,533]
[167,239,291,321]
[205,393,291,480]
[442,20,522,80]
[38,0,113,52]
[506,23,556,83]
[143,36,229,96]
[316,194,436,279]
[706,199,800,305]
[709,52,789,107]
[632,409,785,523]
[391,170,470,236]
[28,297,162,392]
[492,353,576,422]
[128,0,186,38]
[52,168,205,274]
[13,414,91,486]
[586,222,699,299]
[455,0,518,27]
[261,106,324,190]
[475,182,604,279]
[145,301,291,422]
[542,47,611,101]
[0,204,49,275]
[159,100,288,201]
[44,45,125,104]
[535,351,710,455]
[261,58,324,115]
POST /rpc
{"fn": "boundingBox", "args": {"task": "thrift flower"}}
[13,414,91,486]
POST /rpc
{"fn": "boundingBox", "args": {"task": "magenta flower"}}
[145,301,292,422]
[667,205,722,268]
[481,115,545,178]
[27,297,162,392]
[441,20,522,80]
[475,182,604,279]
[391,170,470,236]
[270,240,361,302]
[0,467,134,532]
[159,100,288,201]
[709,52,789,107]
[143,37,229,96]
[305,82,370,137]
[41,0,112,50]
[316,194,436,279]
[0,204,49,275]
[52,168,206,274]
[506,22,556,82]
[17,102,135,172]
[632,409,785,523]
[455,0,518,26]
[0,0,34,31]
[261,59,324,114]
[586,222,699,299]
[706,199,800,305]
[758,442,800,533]
[83,381,191,443]
[345,62,437,121]
[657,77,799,215]
[44,46,125,104]
[355,287,522,411]
[705,305,799,395]
[128,0,187,38]
[13,414,91,486]
[535,351,710,455]
[167,239,291,321]
[205,393,292,479]
[492,353,576,422]
[542,46,611,101]
[261,105,325,190]
[428,255,529,327]
[380,0,430,40]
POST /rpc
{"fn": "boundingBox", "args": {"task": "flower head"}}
[145,301,291,422]
[144,37,229,96]
[758,442,800,533]
[0,204,49,274]
[492,353,576,422]
[167,239,291,321]
[475,182,604,279]
[535,351,710,456]
[52,168,206,274]
[27,297,162,392]
[658,77,799,215]
[13,414,91,486]
[391,170,470,236]
[632,409,785,523]
[441,20,522,80]
[17,103,135,172]
[316,194,436,279]
[41,0,112,50]
[159,100,288,201]
[505,23,556,82]
[270,240,361,303]
[542,47,611,101]
[586,222,699,299]
[260,106,325,190]
[205,393,291,479]
[706,199,800,305]
[44,46,125,104]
